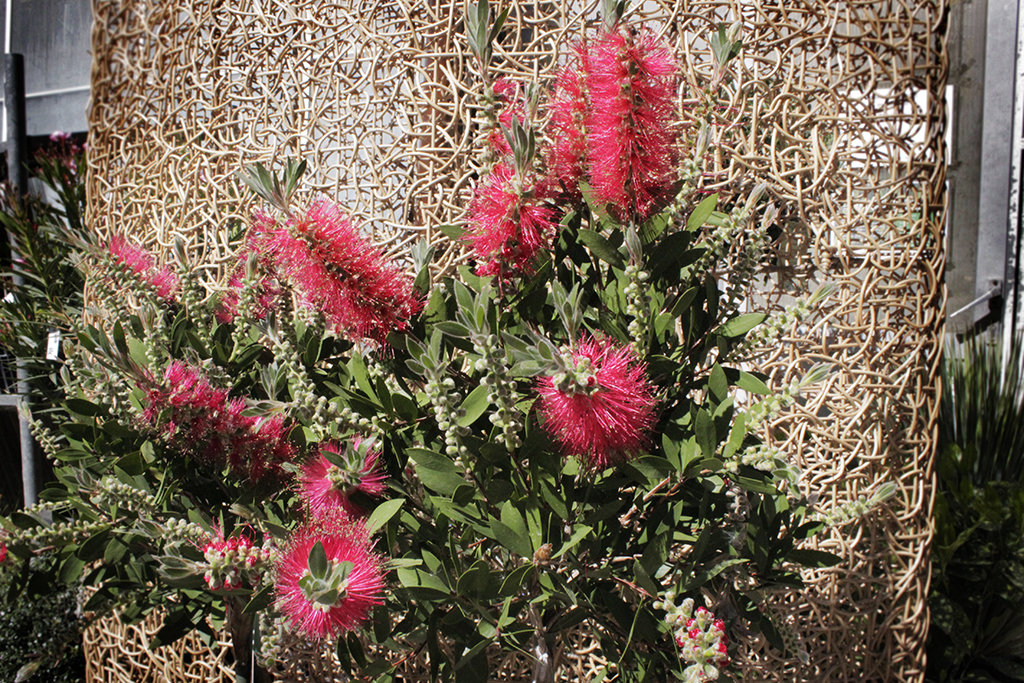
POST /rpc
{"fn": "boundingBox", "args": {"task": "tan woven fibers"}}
[84,0,946,681]
[83,611,235,682]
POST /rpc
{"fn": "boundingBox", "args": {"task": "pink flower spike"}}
[537,336,658,469]
[106,235,180,302]
[252,201,422,345]
[488,77,527,157]
[275,515,386,639]
[583,27,680,221]
[547,55,589,200]
[299,439,388,517]
[466,163,559,281]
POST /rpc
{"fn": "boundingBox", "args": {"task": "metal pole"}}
[5,53,37,507]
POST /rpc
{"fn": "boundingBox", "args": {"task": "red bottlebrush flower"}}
[547,58,589,200]
[275,515,386,639]
[467,163,559,280]
[583,27,679,221]
[251,200,422,345]
[488,77,527,156]
[142,361,294,482]
[537,336,658,469]
[299,440,387,518]
[106,235,180,302]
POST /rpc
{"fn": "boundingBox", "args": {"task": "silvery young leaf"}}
[308,541,329,580]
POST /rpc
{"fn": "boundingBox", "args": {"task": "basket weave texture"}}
[84,0,947,681]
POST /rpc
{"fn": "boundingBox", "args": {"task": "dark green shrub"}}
[0,554,84,683]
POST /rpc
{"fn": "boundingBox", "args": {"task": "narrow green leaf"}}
[553,525,593,558]
[243,584,275,614]
[458,384,490,427]
[695,409,716,460]
[577,229,625,269]
[687,193,718,231]
[366,499,404,534]
[716,312,767,338]
[488,518,532,558]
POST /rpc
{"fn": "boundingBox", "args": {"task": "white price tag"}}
[46,330,62,361]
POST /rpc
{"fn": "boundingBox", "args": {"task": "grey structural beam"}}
[4,53,37,507]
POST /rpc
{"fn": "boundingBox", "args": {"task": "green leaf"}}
[786,549,843,568]
[366,499,404,534]
[438,224,464,240]
[716,313,767,338]
[396,567,450,598]
[695,409,716,460]
[489,518,532,558]
[76,528,111,562]
[500,501,528,544]
[308,541,329,580]
[458,384,490,427]
[708,364,729,404]
[554,525,593,558]
[59,553,87,585]
[436,321,472,338]
[499,565,533,597]
[407,448,465,496]
[577,229,625,269]
[65,398,103,417]
[733,370,771,395]
[687,193,718,231]
[243,584,275,614]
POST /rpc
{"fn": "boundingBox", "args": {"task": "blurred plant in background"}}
[927,335,1024,682]
[0,132,87,682]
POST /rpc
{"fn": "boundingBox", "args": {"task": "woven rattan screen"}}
[85,0,947,681]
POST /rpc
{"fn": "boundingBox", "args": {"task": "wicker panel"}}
[83,612,235,683]
[86,1,947,681]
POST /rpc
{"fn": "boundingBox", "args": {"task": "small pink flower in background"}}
[0,542,7,563]
[251,200,422,345]
[142,361,294,482]
[106,235,180,302]
[537,335,658,469]
[299,440,387,517]
[275,514,385,639]
[488,77,527,156]
[49,131,70,143]
[467,162,559,280]
[583,27,679,221]
[215,268,281,324]
[547,58,588,199]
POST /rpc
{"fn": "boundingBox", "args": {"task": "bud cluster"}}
[271,334,378,440]
[23,409,64,460]
[551,349,600,396]
[12,517,108,549]
[689,188,762,276]
[730,284,833,360]
[653,594,730,681]
[162,517,209,546]
[623,264,651,356]
[91,476,157,514]
[472,332,523,451]
[743,377,804,430]
[423,374,469,458]
[744,364,829,432]
[202,533,274,591]
[256,611,288,668]
[815,481,898,526]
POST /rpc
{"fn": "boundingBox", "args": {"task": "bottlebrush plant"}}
[0,5,864,683]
